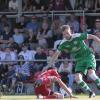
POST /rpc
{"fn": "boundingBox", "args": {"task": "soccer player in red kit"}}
[34,67,75,99]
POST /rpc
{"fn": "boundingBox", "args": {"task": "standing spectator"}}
[9,0,18,11]
[26,16,39,35]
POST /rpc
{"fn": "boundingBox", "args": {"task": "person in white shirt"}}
[18,44,36,62]
[3,46,17,65]
[58,58,74,88]
[9,0,18,11]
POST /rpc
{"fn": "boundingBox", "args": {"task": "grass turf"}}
[0,95,100,100]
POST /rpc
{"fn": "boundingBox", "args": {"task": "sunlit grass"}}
[0,95,100,100]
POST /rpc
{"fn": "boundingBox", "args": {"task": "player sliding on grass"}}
[45,25,100,98]
[34,67,76,99]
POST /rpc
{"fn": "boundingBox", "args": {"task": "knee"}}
[75,73,82,83]
[88,69,94,75]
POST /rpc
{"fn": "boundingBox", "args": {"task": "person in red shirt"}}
[34,67,76,99]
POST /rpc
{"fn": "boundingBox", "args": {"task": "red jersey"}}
[34,69,61,96]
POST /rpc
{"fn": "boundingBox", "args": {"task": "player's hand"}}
[34,79,42,87]
[69,94,78,99]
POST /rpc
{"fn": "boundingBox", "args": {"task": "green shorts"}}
[75,53,96,75]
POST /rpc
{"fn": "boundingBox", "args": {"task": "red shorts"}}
[34,84,53,96]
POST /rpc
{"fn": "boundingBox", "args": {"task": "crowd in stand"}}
[0,0,100,95]
[0,0,100,12]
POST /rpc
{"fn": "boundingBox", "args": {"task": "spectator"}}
[51,18,62,41]
[51,0,66,11]
[91,31,100,70]
[84,0,95,11]
[0,47,5,65]
[19,44,36,62]
[3,46,17,65]
[23,0,33,11]
[10,55,30,92]
[0,24,13,48]
[26,16,39,35]
[47,49,55,67]
[0,15,12,33]
[25,29,38,49]
[37,22,53,48]
[13,27,25,46]
[9,0,18,11]
[33,46,47,72]
[33,0,49,11]
[95,0,100,12]
[58,58,74,88]
[67,13,80,33]
[16,15,27,32]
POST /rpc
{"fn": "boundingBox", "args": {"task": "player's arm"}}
[43,51,60,70]
[88,34,100,43]
[52,76,76,98]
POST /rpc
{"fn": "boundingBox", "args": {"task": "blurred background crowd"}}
[0,0,100,95]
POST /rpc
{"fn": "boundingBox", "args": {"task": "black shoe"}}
[89,91,95,98]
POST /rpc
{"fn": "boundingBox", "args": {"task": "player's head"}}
[47,66,56,70]
[60,25,72,39]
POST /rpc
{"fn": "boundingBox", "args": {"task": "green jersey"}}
[57,33,92,60]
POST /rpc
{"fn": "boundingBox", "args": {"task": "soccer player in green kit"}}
[45,25,100,98]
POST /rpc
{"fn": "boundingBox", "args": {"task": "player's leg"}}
[88,69,100,89]
[43,92,64,99]
[75,73,95,98]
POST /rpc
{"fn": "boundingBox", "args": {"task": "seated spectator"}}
[3,46,17,65]
[23,0,33,11]
[0,47,5,65]
[51,18,62,41]
[33,0,49,11]
[16,15,28,32]
[8,0,18,11]
[19,44,36,62]
[91,31,100,70]
[95,0,100,12]
[0,24,13,48]
[26,16,39,35]
[51,0,66,11]
[58,58,74,89]
[47,49,56,67]
[33,46,47,72]
[0,15,12,35]
[67,13,80,33]
[37,22,53,48]
[84,0,95,11]
[10,55,30,92]
[13,27,25,46]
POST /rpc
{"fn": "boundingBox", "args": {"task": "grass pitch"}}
[0,95,100,100]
